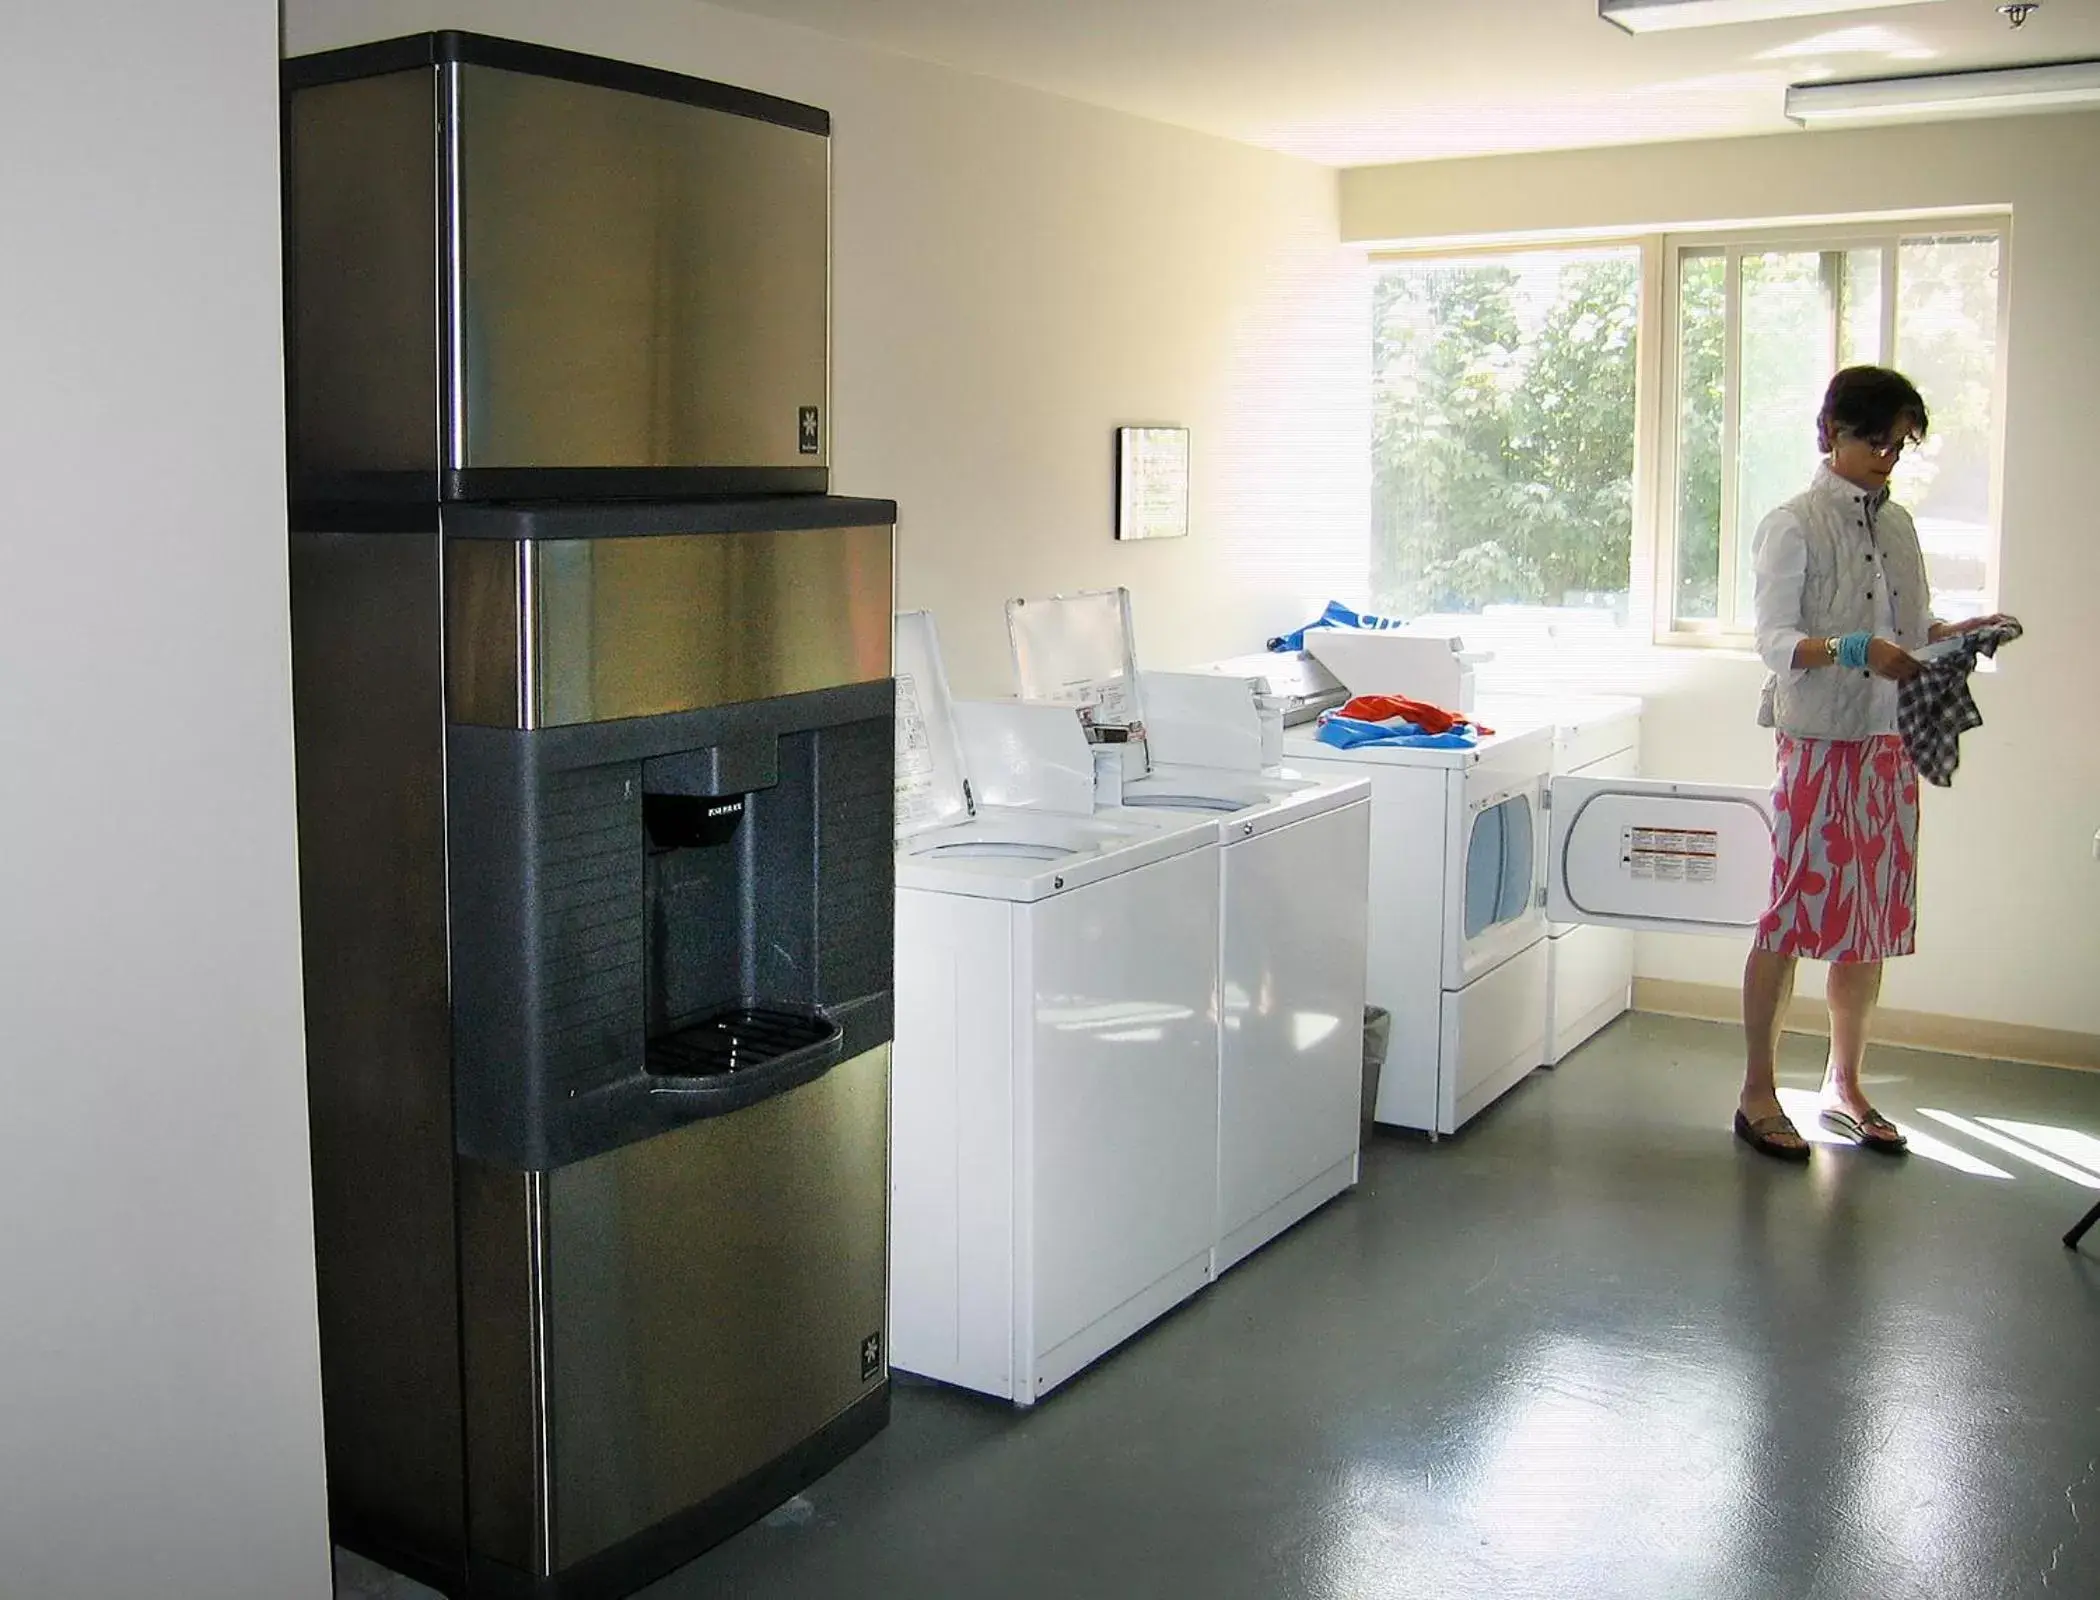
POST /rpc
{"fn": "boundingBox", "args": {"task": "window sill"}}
[1652,630,1758,658]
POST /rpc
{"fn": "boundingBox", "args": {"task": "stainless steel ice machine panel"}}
[285,33,832,503]
[291,498,898,1599]
[444,516,893,729]
[458,1045,890,1577]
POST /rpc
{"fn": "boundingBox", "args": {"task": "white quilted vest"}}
[1756,472,1931,739]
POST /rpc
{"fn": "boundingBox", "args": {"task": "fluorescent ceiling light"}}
[1786,58,2100,124]
[1602,0,1943,34]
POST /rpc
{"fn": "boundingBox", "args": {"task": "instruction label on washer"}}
[895,673,944,832]
[1042,673,1134,728]
[1622,825,1719,883]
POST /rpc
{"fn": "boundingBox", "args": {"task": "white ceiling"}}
[700,0,2100,165]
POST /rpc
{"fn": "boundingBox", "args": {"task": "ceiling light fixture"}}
[1786,57,2100,123]
[1601,0,1944,34]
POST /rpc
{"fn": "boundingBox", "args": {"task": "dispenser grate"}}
[647,1006,837,1080]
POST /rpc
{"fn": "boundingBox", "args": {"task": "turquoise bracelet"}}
[1835,631,1873,670]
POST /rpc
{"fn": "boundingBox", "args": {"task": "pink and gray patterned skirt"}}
[1754,733,1920,963]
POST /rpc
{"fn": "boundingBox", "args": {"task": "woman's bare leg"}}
[1822,959,1884,1115]
[1741,947,1803,1148]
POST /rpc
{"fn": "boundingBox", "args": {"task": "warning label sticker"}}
[895,673,942,831]
[1623,825,1720,884]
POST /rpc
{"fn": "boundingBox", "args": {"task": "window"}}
[1370,246,1641,622]
[1662,228,2005,635]
[1368,219,2005,650]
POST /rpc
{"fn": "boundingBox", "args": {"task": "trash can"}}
[1360,1005,1391,1142]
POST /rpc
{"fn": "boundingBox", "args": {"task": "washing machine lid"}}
[1196,650,1348,725]
[1005,587,1147,735]
[1303,628,1486,709]
[894,609,974,840]
[896,805,1212,902]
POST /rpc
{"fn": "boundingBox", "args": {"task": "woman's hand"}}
[1929,613,2019,641]
[1867,637,1922,682]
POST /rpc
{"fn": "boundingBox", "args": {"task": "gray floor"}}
[350,1014,2100,1599]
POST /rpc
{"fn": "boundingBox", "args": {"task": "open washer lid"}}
[894,609,974,841]
[1005,587,1148,737]
[896,612,1209,897]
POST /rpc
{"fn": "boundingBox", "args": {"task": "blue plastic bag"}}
[1267,600,1407,653]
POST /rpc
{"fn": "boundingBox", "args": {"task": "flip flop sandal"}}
[1734,1109,1812,1163]
[1820,1106,1909,1154]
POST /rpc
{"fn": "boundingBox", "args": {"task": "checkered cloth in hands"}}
[1897,621,2023,787]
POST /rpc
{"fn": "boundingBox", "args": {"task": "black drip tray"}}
[648,1006,836,1080]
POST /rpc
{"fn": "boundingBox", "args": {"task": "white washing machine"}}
[1287,685,1772,1136]
[1005,595,1374,1274]
[1037,641,1373,1281]
[1476,694,1645,1067]
[889,611,1223,1406]
[1123,745,1372,1277]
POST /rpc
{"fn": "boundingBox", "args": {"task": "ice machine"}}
[285,31,897,1599]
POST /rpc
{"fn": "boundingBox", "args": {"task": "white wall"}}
[1343,116,2100,1037]
[0,4,332,1597]
[285,0,1370,698]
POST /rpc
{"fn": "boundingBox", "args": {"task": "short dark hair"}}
[1820,366,1929,447]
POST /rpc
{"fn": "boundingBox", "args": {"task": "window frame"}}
[1649,217,2011,648]
[1364,235,1654,625]
[1367,212,2011,652]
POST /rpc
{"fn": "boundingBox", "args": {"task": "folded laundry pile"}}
[1267,600,1406,653]
[1314,694,1494,751]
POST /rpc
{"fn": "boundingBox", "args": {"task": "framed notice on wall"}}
[1114,426,1190,542]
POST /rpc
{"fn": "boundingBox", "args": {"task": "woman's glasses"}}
[1841,431,1911,459]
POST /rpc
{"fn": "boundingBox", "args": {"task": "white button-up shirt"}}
[1750,464,1904,737]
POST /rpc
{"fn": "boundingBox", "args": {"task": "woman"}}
[1734,366,2015,1161]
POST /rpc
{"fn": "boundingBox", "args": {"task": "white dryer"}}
[1282,723,1557,1135]
[889,611,1223,1407]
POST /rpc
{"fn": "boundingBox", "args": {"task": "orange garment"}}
[1337,694,1493,738]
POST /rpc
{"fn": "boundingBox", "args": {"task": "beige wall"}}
[1343,115,2100,1036]
[287,0,1369,698]
[0,3,332,1596]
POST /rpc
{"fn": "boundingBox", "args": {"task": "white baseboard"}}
[1632,978,2100,1072]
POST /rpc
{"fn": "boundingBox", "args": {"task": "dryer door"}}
[1546,776,1774,935]
[1446,773,1547,989]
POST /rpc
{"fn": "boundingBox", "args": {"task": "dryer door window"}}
[1464,794,1536,940]
[1463,802,1505,941]
[1494,792,1536,926]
